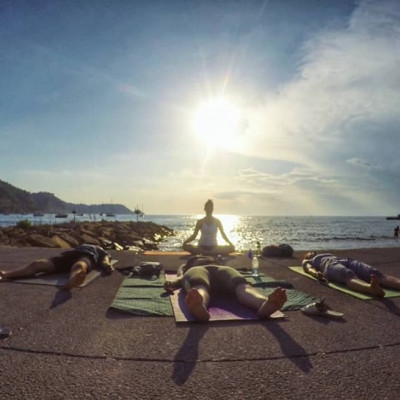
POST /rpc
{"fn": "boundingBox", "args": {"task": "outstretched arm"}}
[302,260,325,282]
[101,254,114,275]
[164,277,183,293]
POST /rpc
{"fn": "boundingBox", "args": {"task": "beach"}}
[1,246,400,399]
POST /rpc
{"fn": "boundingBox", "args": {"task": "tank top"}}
[198,219,218,246]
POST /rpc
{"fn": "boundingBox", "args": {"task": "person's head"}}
[304,251,317,260]
[181,255,219,274]
[204,199,214,215]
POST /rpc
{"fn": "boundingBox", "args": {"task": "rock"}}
[27,234,59,248]
[80,233,100,245]
[56,232,79,247]
[51,235,71,249]
[0,221,175,250]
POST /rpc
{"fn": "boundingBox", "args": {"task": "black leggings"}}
[182,265,247,295]
[49,256,93,273]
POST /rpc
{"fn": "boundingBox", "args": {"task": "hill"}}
[0,179,133,214]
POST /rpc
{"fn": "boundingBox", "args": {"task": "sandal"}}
[301,299,344,319]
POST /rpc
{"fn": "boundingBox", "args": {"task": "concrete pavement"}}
[1,246,400,399]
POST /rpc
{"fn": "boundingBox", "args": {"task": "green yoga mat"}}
[289,266,400,300]
[110,272,317,316]
[111,272,173,316]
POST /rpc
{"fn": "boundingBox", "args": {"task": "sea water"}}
[0,213,399,251]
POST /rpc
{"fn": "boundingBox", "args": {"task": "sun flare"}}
[193,98,243,150]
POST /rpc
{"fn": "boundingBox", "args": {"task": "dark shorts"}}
[182,265,247,295]
[323,258,383,284]
[49,255,93,273]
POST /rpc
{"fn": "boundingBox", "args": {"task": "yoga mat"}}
[110,272,173,316]
[143,251,191,256]
[12,269,101,288]
[142,251,242,257]
[167,273,316,323]
[289,266,400,300]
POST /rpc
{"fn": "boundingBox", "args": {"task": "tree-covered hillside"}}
[0,179,133,214]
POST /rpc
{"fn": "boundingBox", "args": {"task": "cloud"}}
[346,157,382,169]
[240,0,399,161]
[222,0,400,213]
[237,167,338,190]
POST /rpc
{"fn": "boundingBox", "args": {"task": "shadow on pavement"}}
[172,325,208,385]
[50,289,72,309]
[264,322,314,373]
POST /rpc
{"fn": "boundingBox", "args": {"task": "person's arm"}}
[183,220,201,245]
[217,219,234,247]
[302,260,325,282]
[164,277,183,293]
[100,252,114,275]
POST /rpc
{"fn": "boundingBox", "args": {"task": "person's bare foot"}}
[62,269,87,290]
[258,287,287,318]
[185,288,210,321]
[370,274,385,297]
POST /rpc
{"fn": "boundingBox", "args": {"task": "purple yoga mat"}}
[166,274,285,322]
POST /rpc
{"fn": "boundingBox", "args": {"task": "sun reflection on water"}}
[216,214,240,246]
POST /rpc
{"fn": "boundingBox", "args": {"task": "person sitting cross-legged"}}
[182,199,235,256]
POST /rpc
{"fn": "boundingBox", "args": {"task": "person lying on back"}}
[0,244,114,290]
[164,255,287,322]
[302,251,400,297]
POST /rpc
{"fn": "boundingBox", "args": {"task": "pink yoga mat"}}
[166,274,285,322]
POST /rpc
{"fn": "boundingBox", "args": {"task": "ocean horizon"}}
[1,213,399,252]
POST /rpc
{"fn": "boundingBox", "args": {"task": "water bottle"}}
[251,255,259,276]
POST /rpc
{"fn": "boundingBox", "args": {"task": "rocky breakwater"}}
[0,220,175,251]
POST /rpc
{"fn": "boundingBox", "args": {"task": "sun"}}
[193,98,243,150]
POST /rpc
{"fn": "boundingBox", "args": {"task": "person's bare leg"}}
[235,284,287,318]
[0,259,54,281]
[345,274,385,297]
[184,285,210,321]
[257,288,287,318]
[62,261,88,290]
[379,274,400,291]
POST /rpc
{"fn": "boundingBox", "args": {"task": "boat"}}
[386,214,400,220]
[55,213,68,218]
[106,213,116,217]
[33,212,44,217]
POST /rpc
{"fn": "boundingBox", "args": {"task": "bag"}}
[130,262,163,278]
[262,244,294,258]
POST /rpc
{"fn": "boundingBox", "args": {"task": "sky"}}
[1,0,400,216]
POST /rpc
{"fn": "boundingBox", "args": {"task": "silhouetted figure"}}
[183,199,235,255]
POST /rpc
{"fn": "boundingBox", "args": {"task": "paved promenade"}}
[1,246,400,399]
